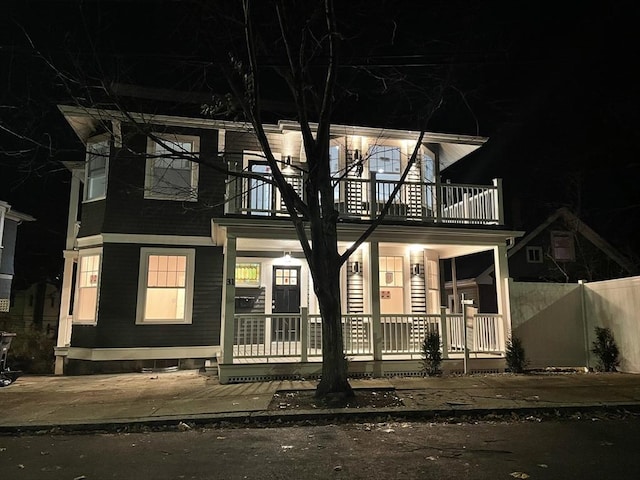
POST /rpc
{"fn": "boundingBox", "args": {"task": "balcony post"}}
[492,178,504,224]
[300,306,308,363]
[220,234,237,364]
[369,171,377,219]
[439,306,449,359]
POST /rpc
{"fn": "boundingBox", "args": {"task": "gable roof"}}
[476,207,636,282]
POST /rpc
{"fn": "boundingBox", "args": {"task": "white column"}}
[493,243,511,348]
[66,170,83,250]
[54,251,77,374]
[369,242,382,374]
[220,234,237,364]
[54,168,83,374]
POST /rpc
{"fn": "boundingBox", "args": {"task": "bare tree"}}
[206,0,445,398]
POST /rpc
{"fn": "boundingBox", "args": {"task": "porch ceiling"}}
[215,218,522,260]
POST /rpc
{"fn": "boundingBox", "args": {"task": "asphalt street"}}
[1,417,639,480]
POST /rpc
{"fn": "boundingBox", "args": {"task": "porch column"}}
[369,241,383,375]
[220,234,237,364]
[493,243,511,348]
[54,168,82,375]
[54,251,77,375]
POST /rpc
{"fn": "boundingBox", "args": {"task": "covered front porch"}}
[214,221,515,383]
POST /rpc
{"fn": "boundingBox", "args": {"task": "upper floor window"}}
[551,231,575,262]
[368,145,401,181]
[85,139,110,201]
[330,145,341,201]
[145,135,199,201]
[526,246,543,263]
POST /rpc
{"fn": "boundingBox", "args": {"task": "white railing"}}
[440,181,501,224]
[473,314,503,353]
[225,169,503,225]
[232,310,504,361]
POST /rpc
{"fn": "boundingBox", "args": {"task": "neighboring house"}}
[8,281,60,337]
[0,201,35,314]
[54,105,521,381]
[445,207,637,313]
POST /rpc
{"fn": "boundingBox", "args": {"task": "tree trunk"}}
[312,222,354,399]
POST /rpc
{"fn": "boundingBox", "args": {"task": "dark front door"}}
[272,266,301,341]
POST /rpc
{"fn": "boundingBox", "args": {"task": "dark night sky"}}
[2,1,639,285]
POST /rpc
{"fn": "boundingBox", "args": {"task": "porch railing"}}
[232,310,505,361]
[225,172,503,225]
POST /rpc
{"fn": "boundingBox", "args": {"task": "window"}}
[146,135,199,200]
[236,263,261,287]
[368,145,401,203]
[379,255,404,314]
[330,145,341,201]
[75,253,101,324]
[551,232,575,262]
[526,246,543,263]
[85,140,109,201]
[426,258,440,314]
[137,248,195,324]
[368,145,401,180]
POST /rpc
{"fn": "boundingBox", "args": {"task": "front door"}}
[272,266,301,341]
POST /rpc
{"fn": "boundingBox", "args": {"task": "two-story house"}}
[54,105,521,381]
[0,201,35,315]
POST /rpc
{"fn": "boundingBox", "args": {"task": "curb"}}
[2,402,639,435]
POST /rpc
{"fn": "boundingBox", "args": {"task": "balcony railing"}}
[225,172,503,225]
[232,309,505,362]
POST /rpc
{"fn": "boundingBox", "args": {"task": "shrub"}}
[591,326,620,372]
[5,327,55,374]
[421,330,443,376]
[505,335,527,373]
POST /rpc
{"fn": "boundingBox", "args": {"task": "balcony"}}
[225,173,504,226]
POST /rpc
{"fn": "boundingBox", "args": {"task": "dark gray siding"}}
[78,200,106,237]
[73,125,227,238]
[71,242,223,349]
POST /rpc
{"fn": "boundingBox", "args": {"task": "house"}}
[8,281,60,337]
[54,105,521,381]
[444,207,637,313]
[0,201,35,314]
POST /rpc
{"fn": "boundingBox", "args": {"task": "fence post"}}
[492,178,504,224]
[440,306,449,359]
[369,171,377,219]
[300,307,308,363]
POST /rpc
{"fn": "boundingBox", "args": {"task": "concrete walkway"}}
[1,370,640,432]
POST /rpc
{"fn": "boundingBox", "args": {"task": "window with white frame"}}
[145,135,199,200]
[74,253,101,324]
[551,231,575,262]
[368,145,401,180]
[137,248,195,324]
[526,246,543,263]
[330,145,341,201]
[85,140,109,201]
[368,145,402,203]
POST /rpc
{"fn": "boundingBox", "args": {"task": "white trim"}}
[58,105,488,146]
[0,273,13,280]
[83,135,111,202]
[72,249,103,325]
[67,345,220,361]
[76,233,214,248]
[136,247,196,325]
[145,134,200,201]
